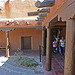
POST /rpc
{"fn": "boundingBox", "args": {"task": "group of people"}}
[53,36,65,55]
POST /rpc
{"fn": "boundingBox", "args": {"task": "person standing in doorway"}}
[53,39,57,54]
[60,37,65,55]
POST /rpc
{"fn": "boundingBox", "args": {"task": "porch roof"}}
[0,17,42,28]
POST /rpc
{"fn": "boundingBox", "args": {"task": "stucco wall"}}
[0,28,42,50]
[0,0,38,18]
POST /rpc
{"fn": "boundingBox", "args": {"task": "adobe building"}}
[0,0,75,75]
[0,0,42,57]
[29,0,75,75]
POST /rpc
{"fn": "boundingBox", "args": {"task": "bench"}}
[0,47,6,49]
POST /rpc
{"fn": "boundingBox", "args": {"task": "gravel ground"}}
[0,56,44,75]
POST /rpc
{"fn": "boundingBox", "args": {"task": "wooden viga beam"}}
[38,8,50,13]
[35,17,45,22]
[35,0,55,8]
[37,17,45,20]
[37,21,42,24]
[38,13,47,17]
[28,11,38,16]
[28,8,50,16]
[35,19,44,22]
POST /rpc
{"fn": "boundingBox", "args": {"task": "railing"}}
[0,47,6,49]
[39,45,41,62]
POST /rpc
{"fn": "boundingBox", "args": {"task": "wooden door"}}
[21,36,31,49]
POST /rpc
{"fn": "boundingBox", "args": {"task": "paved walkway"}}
[0,50,64,75]
[0,56,44,75]
[42,54,64,75]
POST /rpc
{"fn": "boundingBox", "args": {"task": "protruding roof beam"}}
[28,8,50,16]
[35,17,45,22]
[38,13,47,17]
[28,11,38,16]
[37,21,42,24]
[37,17,45,20]
[38,8,50,13]
[35,19,43,22]
[35,0,55,8]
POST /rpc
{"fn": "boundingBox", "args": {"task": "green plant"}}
[14,50,23,60]
[19,57,39,67]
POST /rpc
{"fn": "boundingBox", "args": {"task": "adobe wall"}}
[0,0,38,18]
[0,28,42,50]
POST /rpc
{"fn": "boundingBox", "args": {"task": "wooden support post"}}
[6,31,9,57]
[42,26,46,56]
[46,25,52,71]
[64,19,75,75]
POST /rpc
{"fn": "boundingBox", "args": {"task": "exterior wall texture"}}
[0,0,38,18]
[0,28,42,50]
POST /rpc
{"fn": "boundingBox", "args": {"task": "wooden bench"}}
[0,47,6,49]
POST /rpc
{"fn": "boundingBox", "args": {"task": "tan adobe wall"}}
[0,28,42,50]
[0,0,38,18]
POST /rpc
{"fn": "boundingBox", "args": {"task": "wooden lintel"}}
[28,11,38,16]
[55,22,66,26]
[35,0,55,8]
[0,28,15,31]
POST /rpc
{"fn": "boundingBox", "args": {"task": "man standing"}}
[60,37,65,55]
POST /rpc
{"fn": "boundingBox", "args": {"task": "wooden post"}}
[42,26,46,56]
[6,31,9,57]
[64,19,75,75]
[46,25,52,71]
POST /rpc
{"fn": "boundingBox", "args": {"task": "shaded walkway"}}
[42,54,64,75]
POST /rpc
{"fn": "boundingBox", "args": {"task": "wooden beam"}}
[37,21,42,24]
[64,19,75,75]
[28,8,50,16]
[46,25,52,71]
[6,31,9,57]
[42,26,46,56]
[37,17,45,20]
[35,0,55,8]
[35,19,44,22]
[38,13,47,17]
[28,11,38,16]
[55,22,66,26]
[38,8,50,13]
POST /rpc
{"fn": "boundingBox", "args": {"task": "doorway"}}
[21,36,31,50]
